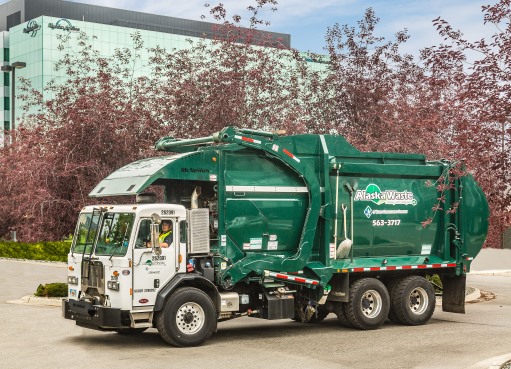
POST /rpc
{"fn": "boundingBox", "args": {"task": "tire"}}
[388,276,436,326]
[309,305,329,323]
[156,287,217,347]
[384,279,399,324]
[334,302,354,328]
[344,278,390,330]
[115,328,147,335]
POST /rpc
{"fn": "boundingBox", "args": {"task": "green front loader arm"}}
[156,126,324,287]
[214,127,323,287]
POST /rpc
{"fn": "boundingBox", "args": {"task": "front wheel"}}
[156,287,217,347]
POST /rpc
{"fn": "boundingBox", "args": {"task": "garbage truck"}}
[62,126,489,346]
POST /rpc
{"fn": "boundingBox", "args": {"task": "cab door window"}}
[135,219,151,248]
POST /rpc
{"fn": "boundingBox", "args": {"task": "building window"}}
[3,48,9,62]
[3,72,9,86]
[6,11,21,31]
[4,97,9,111]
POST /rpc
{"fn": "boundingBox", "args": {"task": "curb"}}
[465,287,481,302]
[0,257,67,268]
[465,353,511,369]
[436,287,481,306]
[470,270,511,276]
[7,295,64,307]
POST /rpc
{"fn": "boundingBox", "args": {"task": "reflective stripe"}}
[349,263,457,273]
[159,230,172,243]
[264,270,320,286]
[282,148,300,163]
[234,135,261,145]
[226,186,308,193]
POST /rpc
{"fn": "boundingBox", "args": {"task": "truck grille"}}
[187,209,210,254]
[81,260,105,295]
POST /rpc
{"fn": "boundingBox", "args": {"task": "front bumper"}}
[62,299,131,331]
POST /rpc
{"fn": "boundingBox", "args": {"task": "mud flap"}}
[441,275,466,314]
[326,273,349,302]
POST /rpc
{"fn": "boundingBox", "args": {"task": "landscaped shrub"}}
[0,241,70,262]
[35,283,68,297]
[426,274,443,293]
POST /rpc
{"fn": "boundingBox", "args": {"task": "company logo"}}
[48,19,80,32]
[144,257,166,267]
[363,206,409,218]
[355,184,417,206]
[23,20,41,37]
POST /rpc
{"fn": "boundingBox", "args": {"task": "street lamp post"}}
[1,61,26,137]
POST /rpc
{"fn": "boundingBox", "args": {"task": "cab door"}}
[132,218,177,307]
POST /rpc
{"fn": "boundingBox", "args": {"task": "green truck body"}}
[64,126,489,346]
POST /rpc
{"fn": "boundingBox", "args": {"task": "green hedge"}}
[0,241,70,262]
[426,274,443,293]
[35,283,68,297]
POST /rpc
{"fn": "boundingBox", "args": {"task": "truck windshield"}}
[71,212,99,254]
[94,212,135,257]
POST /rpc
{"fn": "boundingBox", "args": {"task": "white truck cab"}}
[64,202,211,334]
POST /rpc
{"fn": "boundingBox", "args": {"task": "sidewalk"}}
[470,248,511,275]
[466,248,511,369]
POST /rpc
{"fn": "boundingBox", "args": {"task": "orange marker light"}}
[179,254,183,263]
[113,271,119,277]
[212,157,217,162]
[130,288,132,296]
[68,266,74,271]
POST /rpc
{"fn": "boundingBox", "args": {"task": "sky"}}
[56,0,495,58]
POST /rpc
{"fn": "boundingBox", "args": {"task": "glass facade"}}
[5,16,203,124]
[2,15,325,142]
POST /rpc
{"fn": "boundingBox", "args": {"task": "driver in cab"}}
[146,220,173,248]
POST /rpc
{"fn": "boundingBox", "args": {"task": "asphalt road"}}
[0,249,510,369]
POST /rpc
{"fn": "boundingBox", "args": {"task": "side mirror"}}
[150,213,162,255]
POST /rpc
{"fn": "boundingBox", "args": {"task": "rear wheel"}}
[156,287,217,347]
[388,276,436,325]
[344,278,390,330]
[384,279,399,323]
[334,302,354,328]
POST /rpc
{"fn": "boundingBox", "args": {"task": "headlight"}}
[107,281,120,291]
[67,276,78,285]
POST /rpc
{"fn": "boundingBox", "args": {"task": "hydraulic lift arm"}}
[156,127,323,287]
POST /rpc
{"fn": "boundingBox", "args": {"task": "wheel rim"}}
[360,289,383,318]
[409,287,429,315]
[175,302,205,335]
